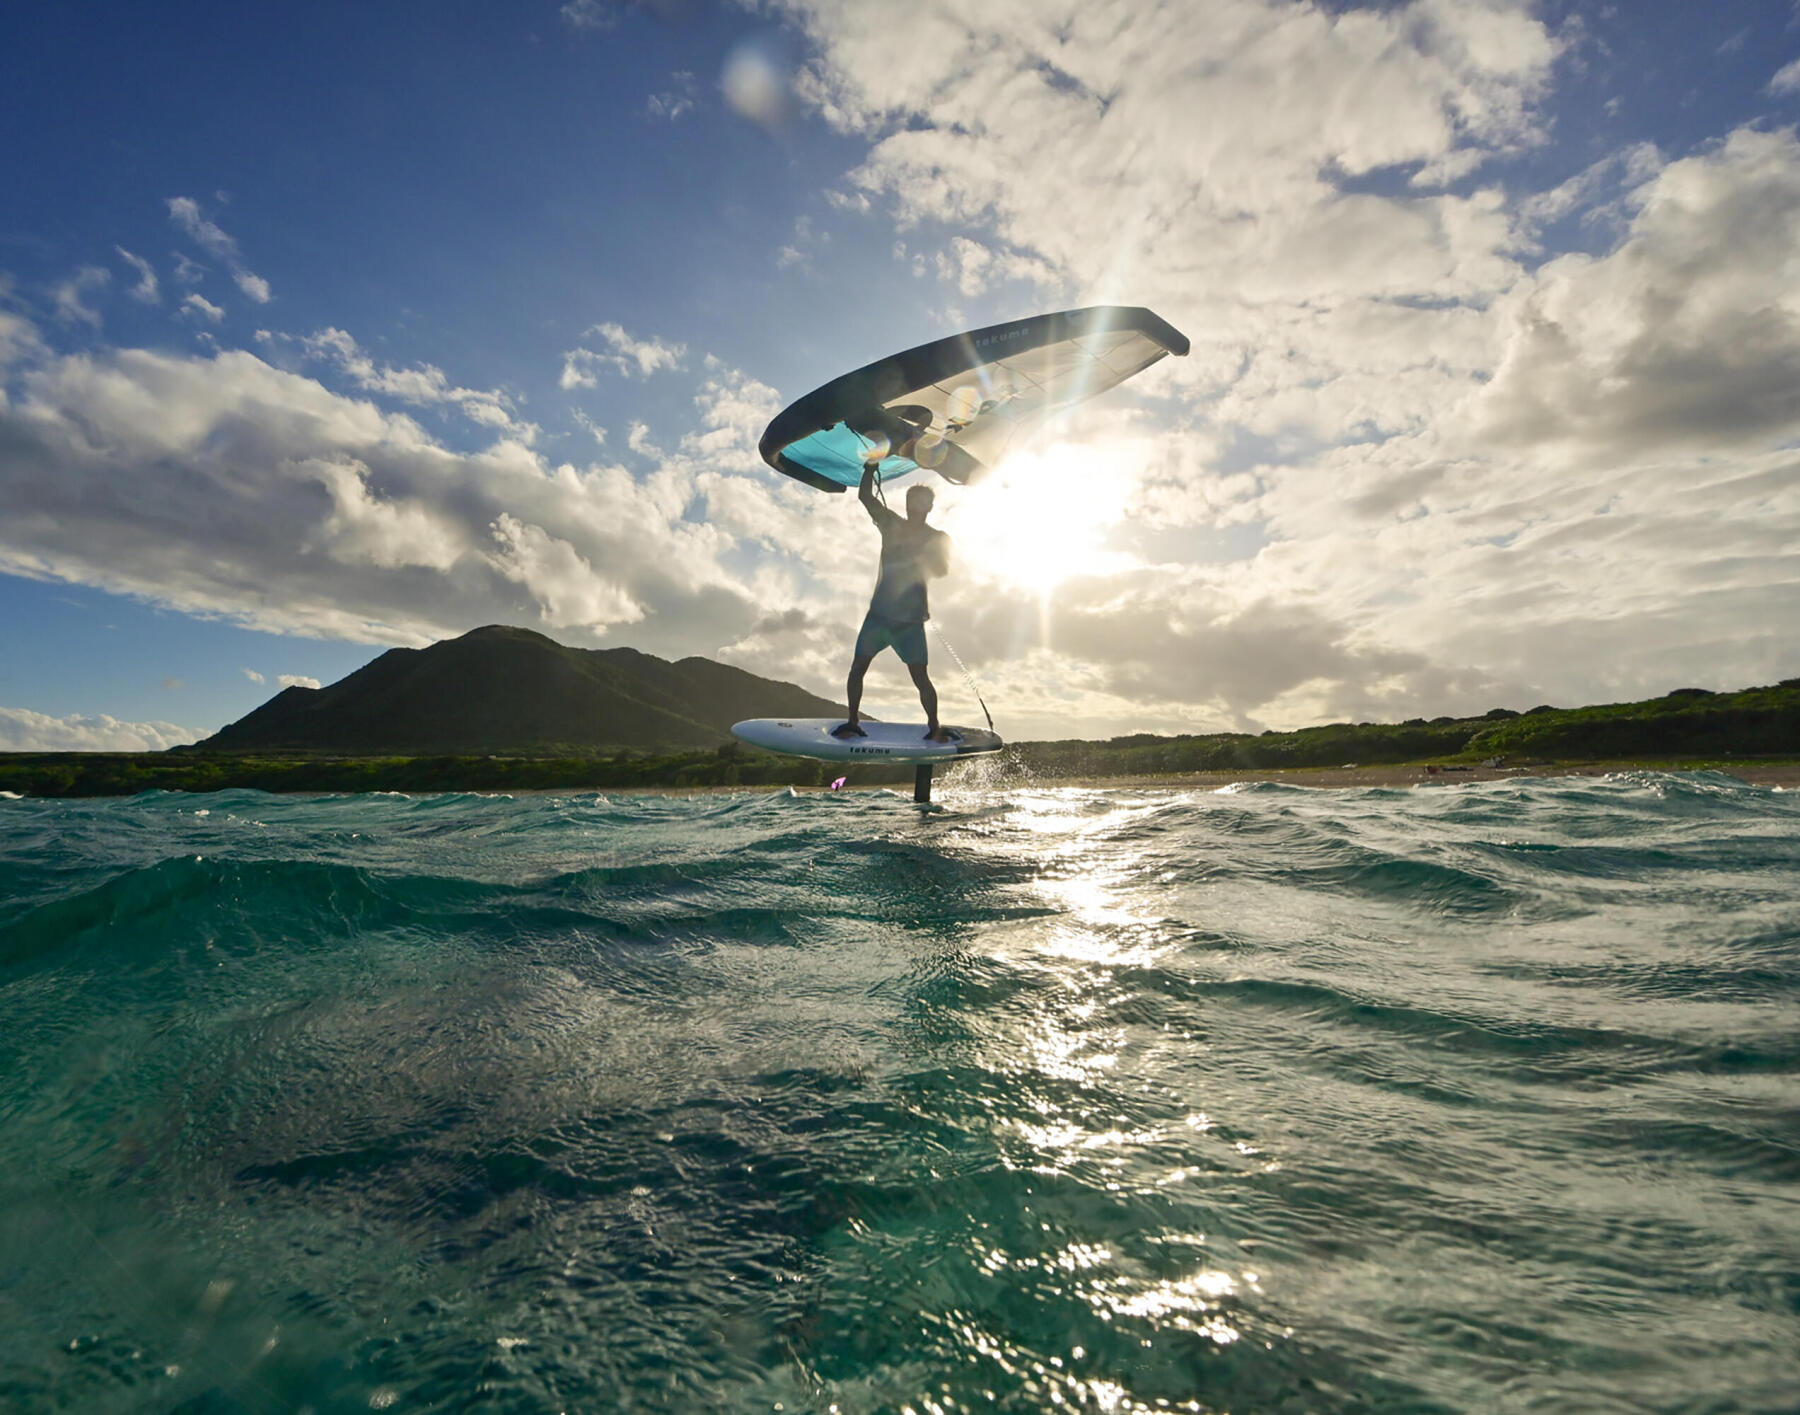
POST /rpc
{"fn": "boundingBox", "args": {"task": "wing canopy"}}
[760,305,1190,492]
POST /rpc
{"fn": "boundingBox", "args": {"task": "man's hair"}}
[906,484,935,515]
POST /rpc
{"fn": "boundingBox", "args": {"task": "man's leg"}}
[833,654,874,738]
[908,662,947,740]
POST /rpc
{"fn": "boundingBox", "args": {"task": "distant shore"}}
[601,760,1800,796]
[1,753,1794,799]
[992,761,1800,791]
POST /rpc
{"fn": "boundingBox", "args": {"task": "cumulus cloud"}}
[181,293,225,324]
[1200,125,1800,717]
[276,674,321,690]
[1770,56,1800,96]
[789,0,1556,260]
[116,248,160,303]
[572,409,608,446]
[1477,127,1800,457]
[0,309,47,374]
[646,70,697,120]
[166,196,272,305]
[561,322,687,387]
[52,267,110,328]
[0,315,784,659]
[1519,142,1663,229]
[0,706,200,752]
[560,0,616,30]
[298,327,526,437]
[930,236,1062,296]
[776,215,823,272]
[243,668,265,683]
[565,2,700,34]
[166,197,234,256]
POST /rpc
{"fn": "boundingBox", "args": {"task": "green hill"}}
[5,671,1795,799]
[1015,680,1800,777]
[184,624,843,756]
[1459,683,1800,760]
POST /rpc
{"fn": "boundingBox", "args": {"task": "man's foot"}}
[924,724,956,742]
[831,721,868,739]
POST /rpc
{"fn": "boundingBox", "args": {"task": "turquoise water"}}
[1,773,1796,1414]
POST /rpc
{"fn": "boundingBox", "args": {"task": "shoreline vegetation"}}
[3,681,1795,798]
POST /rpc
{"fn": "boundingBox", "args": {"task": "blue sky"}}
[3,0,1798,746]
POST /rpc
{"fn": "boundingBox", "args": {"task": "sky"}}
[2,0,1798,748]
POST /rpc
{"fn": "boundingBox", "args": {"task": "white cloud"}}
[1476,127,1800,457]
[299,327,527,438]
[166,196,272,305]
[0,308,46,378]
[491,512,643,630]
[52,267,110,328]
[934,236,991,295]
[0,706,199,752]
[569,409,607,448]
[560,0,615,30]
[562,322,687,385]
[1770,56,1800,96]
[775,215,822,272]
[1519,142,1662,228]
[165,196,237,261]
[559,351,599,391]
[276,674,321,689]
[647,70,697,120]
[0,319,778,658]
[181,293,225,324]
[243,668,265,683]
[116,248,160,303]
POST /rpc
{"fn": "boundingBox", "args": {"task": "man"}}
[833,460,952,741]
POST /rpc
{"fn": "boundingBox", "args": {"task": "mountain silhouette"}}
[190,625,843,755]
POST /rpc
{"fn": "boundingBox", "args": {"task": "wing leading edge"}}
[760,305,1190,493]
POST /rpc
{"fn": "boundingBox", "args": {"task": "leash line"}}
[931,620,995,734]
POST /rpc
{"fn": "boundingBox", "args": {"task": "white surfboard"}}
[731,718,1003,764]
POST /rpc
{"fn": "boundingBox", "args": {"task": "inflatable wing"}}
[759,305,1189,492]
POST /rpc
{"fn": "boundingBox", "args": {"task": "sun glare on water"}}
[942,441,1135,597]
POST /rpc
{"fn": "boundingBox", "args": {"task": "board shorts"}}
[855,611,929,666]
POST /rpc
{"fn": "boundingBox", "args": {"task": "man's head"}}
[905,483,935,522]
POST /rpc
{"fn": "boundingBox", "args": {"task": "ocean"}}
[1,772,1796,1414]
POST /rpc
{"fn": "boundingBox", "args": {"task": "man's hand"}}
[858,460,879,509]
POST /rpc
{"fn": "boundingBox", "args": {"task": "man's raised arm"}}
[858,462,888,522]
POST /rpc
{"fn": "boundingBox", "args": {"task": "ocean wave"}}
[2,774,1796,1413]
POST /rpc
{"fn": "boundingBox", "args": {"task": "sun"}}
[940,441,1134,596]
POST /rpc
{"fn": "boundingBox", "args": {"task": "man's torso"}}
[868,510,948,623]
